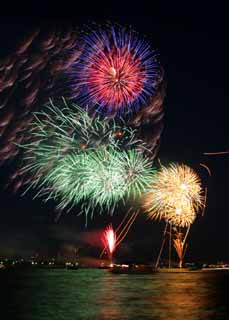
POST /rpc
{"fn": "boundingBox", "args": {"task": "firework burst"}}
[17,99,156,219]
[102,225,117,259]
[70,25,160,114]
[22,147,155,219]
[143,163,203,227]
[165,201,196,227]
[18,99,149,189]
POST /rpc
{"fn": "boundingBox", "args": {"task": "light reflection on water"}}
[0,269,229,320]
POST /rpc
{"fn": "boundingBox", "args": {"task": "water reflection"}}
[0,269,229,320]
[97,271,229,320]
[151,273,227,320]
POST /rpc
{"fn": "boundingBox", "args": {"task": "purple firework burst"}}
[69,25,160,116]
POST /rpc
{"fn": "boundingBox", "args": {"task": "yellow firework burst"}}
[143,163,203,226]
[165,201,196,227]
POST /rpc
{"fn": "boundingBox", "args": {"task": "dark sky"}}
[0,3,229,263]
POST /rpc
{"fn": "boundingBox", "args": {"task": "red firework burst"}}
[72,25,159,113]
[102,225,116,257]
[84,48,146,110]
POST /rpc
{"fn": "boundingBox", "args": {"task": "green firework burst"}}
[18,100,155,219]
[28,148,155,218]
[19,99,147,187]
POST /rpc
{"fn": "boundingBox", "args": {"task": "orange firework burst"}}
[143,163,203,227]
[165,201,196,227]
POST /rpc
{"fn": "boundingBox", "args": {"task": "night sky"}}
[1,3,229,263]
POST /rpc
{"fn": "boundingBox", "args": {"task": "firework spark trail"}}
[173,230,188,267]
[116,210,139,247]
[69,24,161,115]
[130,78,165,160]
[201,187,208,216]
[0,26,80,167]
[200,163,212,177]
[115,208,134,234]
[203,151,229,155]
[199,163,212,216]
[99,209,139,258]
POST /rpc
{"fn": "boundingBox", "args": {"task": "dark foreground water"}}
[0,268,229,320]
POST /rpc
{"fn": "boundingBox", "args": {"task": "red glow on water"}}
[83,48,146,110]
[102,225,116,255]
